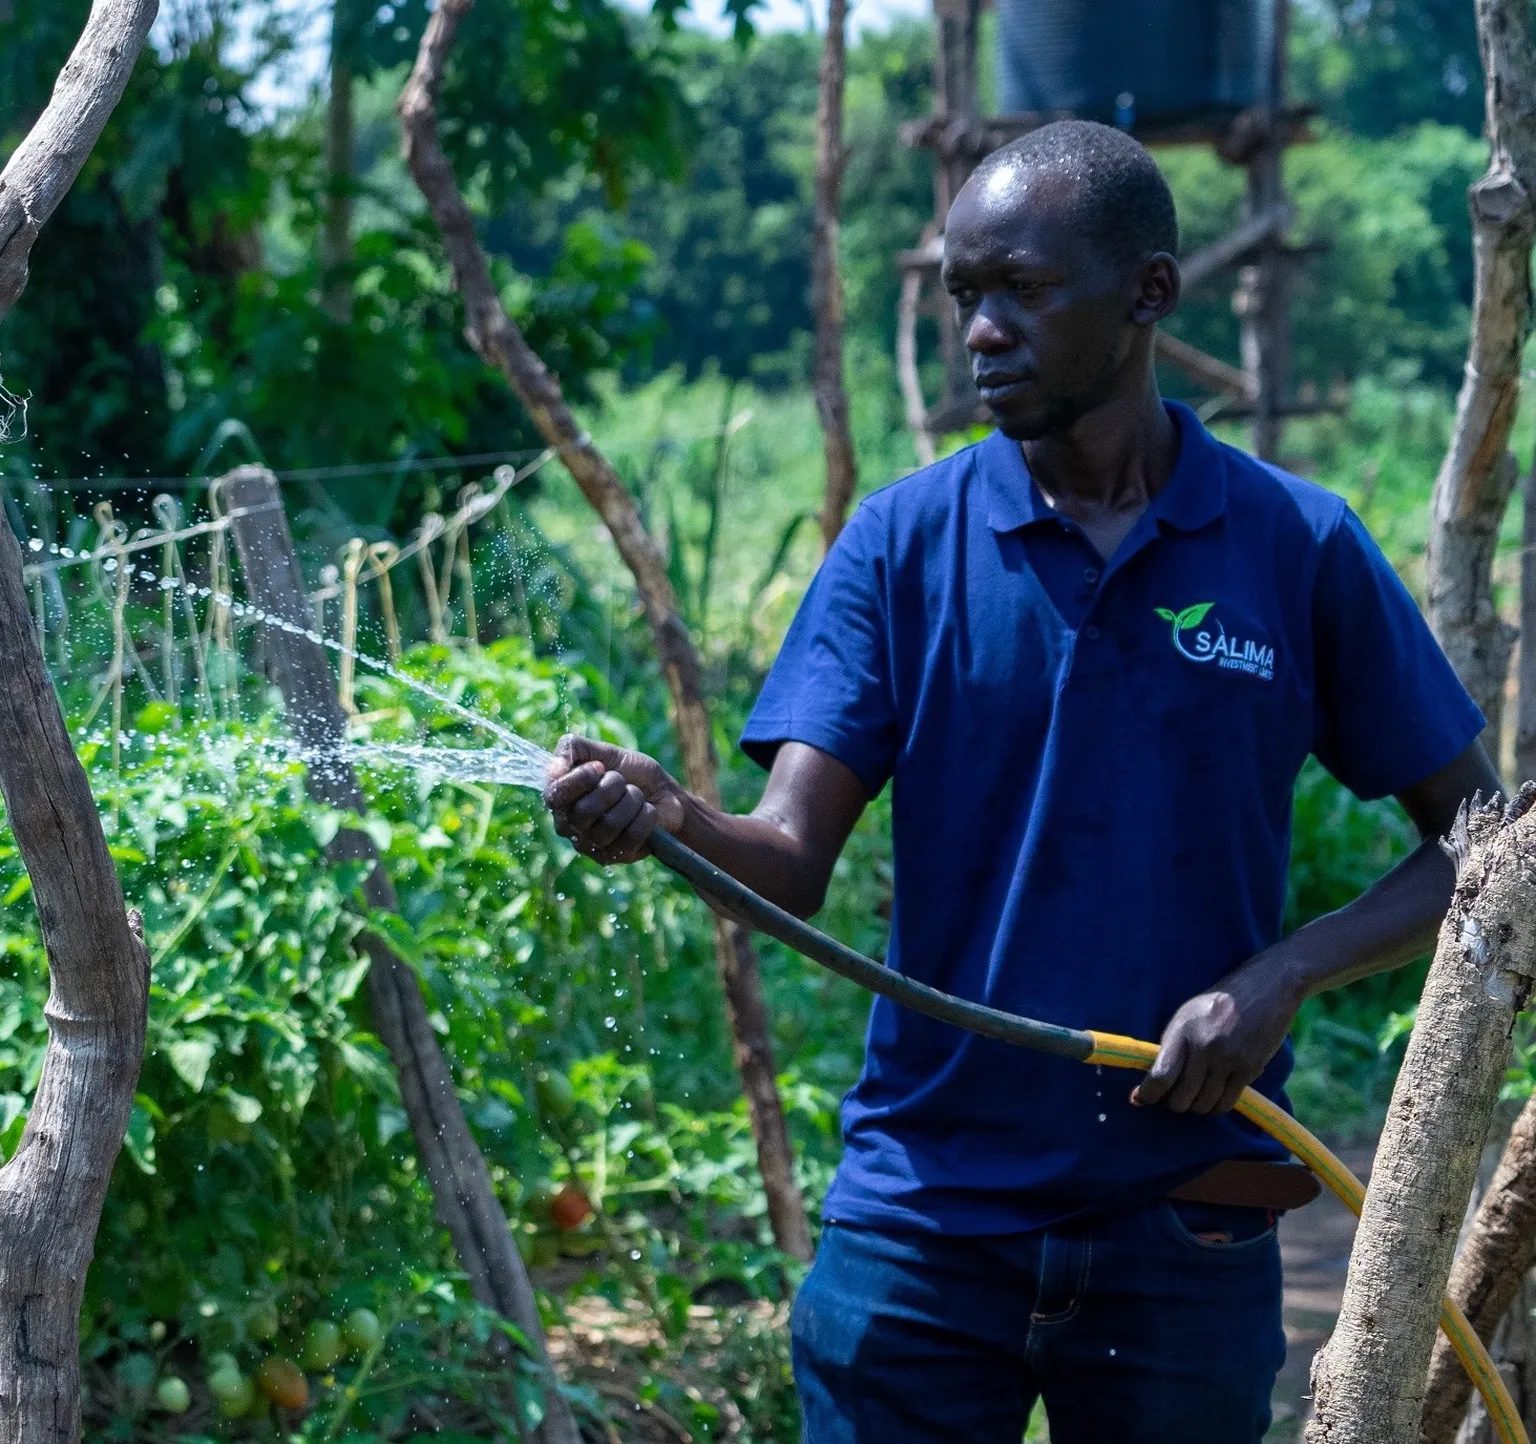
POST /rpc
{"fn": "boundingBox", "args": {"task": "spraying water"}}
[25,537,563,796]
[348,739,555,790]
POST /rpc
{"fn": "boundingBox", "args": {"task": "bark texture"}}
[0,0,159,322]
[0,5,158,1439]
[218,467,581,1444]
[1426,0,1536,757]
[1518,467,1536,789]
[1422,1094,1536,1442]
[0,514,151,1444]
[811,0,857,550]
[1307,791,1536,1444]
[321,35,354,325]
[398,0,813,1261]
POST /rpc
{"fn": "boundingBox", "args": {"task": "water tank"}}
[995,0,1273,130]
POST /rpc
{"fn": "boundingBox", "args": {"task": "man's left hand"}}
[1130,955,1303,1116]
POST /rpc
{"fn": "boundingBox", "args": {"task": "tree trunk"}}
[1516,467,1536,788]
[1422,1095,1536,1443]
[322,8,354,325]
[0,6,158,1440]
[217,466,582,1444]
[811,0,857,550]
[1236,1,1293,463]
[0,0,160,321]
[1425,0,1536,760]
[0,519,152,1444]
[397,0,813,1262]
[1402,9,1536,1437]
[1307,791,1536,1444]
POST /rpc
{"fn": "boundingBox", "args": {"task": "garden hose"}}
[646,828,1528,1444]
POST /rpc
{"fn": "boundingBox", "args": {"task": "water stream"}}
[347,739,556,790]
[26,536,564,794]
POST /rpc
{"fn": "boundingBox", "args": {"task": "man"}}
[544,121,1496,1442]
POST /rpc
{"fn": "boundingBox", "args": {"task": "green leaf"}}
[220,1088,263,1125]
[123,1102,157,1175]
[167,1036,216,1093]
[1153,607,1176,622]
[1176,602,1214,629]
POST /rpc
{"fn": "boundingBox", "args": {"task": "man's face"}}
[941,165,1146,441]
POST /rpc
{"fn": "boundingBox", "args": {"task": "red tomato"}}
[548,1184,593,1232]
[256,1357,309,1411]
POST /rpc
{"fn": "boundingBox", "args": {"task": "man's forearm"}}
[673,794,832,918]
[1266,837,1458,1004]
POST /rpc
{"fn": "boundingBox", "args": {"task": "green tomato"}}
[301,1320,343,1371]
[245,1300,280,1342]
[214,1375,255,1418]
[343,1308,383,1354]
[534,1069,575,1122]
[154,1376,191,1414]
[205,1352,239,1385]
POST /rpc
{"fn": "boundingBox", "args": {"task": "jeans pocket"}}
[1162,1199,1277,1253]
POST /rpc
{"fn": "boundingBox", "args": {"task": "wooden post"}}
[0,5,159,1440]
[1306,792,1536,1444]
[322,1,354,325]
[812,0,858,549]
[1237,0,1293,463]
[398,0,813,1263]
[1425,0,1536,759]
[1420,1091,1536,1442]
[1517,467,1536,790]
[216,466,581,1444]
[0,0,160,321]
[931,0,981,417]
[0,512,151,1444]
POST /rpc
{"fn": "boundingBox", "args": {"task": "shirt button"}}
[1085,624,1101,640]
[1084,567,1099,584]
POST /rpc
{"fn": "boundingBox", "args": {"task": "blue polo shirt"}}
[741,402,1482,1235]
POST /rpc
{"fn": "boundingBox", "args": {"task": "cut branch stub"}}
[398,0,813,1261]
[1307,789,1536,1444]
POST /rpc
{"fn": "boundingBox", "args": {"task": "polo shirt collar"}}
[980,399,1228,536]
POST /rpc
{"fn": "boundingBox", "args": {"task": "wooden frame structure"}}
[895,0,1321,464]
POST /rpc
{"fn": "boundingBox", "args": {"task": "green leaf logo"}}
[1154,607,1176,622]
[1177,602,1214,630]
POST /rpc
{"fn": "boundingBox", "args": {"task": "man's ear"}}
[1132,253,1181,326]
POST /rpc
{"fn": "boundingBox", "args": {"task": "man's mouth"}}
[974,373,1034,405]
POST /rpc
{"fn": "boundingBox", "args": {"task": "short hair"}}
[972,120,1179,270]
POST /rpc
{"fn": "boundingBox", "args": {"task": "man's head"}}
[941,120,1180,441]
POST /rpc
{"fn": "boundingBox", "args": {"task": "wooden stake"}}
[397,0,813,1262]
[1425,0,1536,757]
[217,465,582,1444]
[812,0,858,548]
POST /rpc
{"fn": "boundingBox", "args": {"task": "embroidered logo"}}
[1154,603,1275,681]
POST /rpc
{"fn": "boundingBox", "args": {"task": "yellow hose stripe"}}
[1085,1032,1527,1444]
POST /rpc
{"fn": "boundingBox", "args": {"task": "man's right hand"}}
[542,734,689,865]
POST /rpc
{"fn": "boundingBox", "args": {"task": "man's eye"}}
[1011,282,1040,300]
[948,288,978,308]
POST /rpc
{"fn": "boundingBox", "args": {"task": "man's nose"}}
[964,302,1012,355]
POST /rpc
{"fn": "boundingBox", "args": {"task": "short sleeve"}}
[1311,508,1485,800]
[740,502,898,796]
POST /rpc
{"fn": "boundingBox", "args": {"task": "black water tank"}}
[995,0,1272,129]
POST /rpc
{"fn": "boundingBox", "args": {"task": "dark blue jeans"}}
[792,1201,1285,1443]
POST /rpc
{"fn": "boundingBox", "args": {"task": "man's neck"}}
[1021,380,1179,523]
